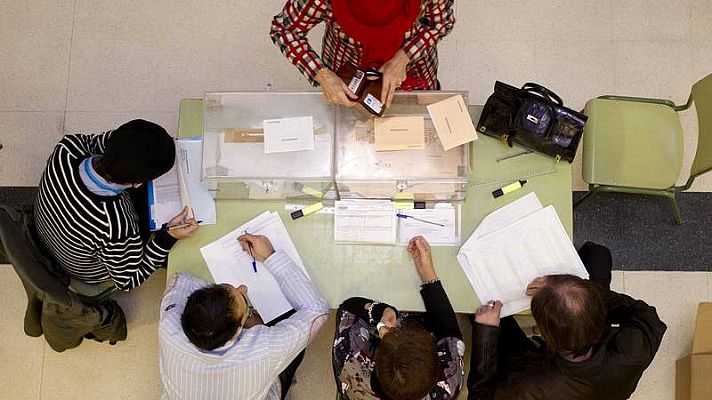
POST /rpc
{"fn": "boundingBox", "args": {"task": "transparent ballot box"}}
[202,92,335,200]
[334,91,470,201]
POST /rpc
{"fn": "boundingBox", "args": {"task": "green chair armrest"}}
[597,95,679,109]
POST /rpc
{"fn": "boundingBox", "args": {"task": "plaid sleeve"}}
[269,0,328,85]
[403,0,455,61]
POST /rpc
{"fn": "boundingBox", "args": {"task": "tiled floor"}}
[0,267,708,400]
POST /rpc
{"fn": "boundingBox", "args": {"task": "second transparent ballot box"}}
[201,92,335,200]
[334,91,471,201]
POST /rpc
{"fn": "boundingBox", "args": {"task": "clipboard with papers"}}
[147,137,217,230]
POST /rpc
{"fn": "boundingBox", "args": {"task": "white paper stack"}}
[397,204,461,246]
[334,200,397,244]
[200,211,309,323]
[457,193,588,317]
[148,138,217,230]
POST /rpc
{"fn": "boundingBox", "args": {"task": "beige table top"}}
[167,99,572,312]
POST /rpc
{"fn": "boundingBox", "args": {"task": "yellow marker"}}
[492,180,527,198]
[290,202,324,220]
[395,201,415,210]
[300,186,324,199]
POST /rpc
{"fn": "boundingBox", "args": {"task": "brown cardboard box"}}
[676,303,712,400]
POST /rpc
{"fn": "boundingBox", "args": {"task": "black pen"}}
[162,220,203,232]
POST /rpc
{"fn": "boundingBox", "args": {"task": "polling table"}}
[167,91,572,312]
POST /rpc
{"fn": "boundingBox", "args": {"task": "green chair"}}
[574,73,712,224]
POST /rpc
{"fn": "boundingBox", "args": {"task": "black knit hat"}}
[102,119,175,184]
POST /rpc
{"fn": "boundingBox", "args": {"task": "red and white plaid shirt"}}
[270,0,455,90]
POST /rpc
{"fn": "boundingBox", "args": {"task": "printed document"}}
[334,200,397,244]
[148,138,217,230]
[200,211,309,323]
[263,116,315,154]
[457,194,588,317]
[427,94,478,151]
[397,204,461,246]
[374,116,425,151]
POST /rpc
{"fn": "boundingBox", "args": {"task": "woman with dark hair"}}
[332,236,464,400]
[468,242,667,400]
[270,0,455,109]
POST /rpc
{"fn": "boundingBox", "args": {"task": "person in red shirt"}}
[270,0,455,109]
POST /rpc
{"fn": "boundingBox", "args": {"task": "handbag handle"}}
[521,82,563,106]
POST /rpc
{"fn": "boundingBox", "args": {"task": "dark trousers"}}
[279,350,306,399]
[269,309,306,399]
[498,242,613,360]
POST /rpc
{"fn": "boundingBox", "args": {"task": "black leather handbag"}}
[476,81,587,163]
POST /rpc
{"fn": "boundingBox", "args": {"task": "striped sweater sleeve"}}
[403,0,455,61]
[62,131,113,157]
[269,0,328,85]
[99,229,177,291]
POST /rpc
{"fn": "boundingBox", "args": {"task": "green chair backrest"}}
[690,73,712,179]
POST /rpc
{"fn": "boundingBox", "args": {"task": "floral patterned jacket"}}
[332,282,465,400]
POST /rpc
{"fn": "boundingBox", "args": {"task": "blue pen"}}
[245,230,257,273]
[396,213,445,227]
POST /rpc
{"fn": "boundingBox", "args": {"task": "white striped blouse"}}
[159,251,329,400]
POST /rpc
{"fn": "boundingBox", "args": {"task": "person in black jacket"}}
[332,236,465,400]
[468,242,666,400]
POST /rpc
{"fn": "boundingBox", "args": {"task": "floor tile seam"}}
[0,110,66,114]
[38,342,47,400]
[61,0,79,135]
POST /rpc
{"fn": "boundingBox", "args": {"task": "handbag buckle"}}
[554,154,562,163]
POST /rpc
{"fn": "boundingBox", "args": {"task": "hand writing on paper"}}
[378,307,398,338]
[167,206,199,239]
[379,49,409,109]
[315,68,358,107]
[237,233,275,263]
[408,236,438,283]
[475,300,503,327]
[526,276,549,297]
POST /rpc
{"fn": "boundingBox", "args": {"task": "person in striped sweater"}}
[34,119,198,291]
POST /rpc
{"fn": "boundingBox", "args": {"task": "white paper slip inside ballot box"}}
[457,205,588,317]
[263,116,315,154]
[427,94,478,151]
[200,211,309,324]
[334,200,397,244]
[397,204,461,246]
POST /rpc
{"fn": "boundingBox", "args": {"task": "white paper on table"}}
[470,192,542,241]
[263,116,315,154]
[175,139,217,225]
[457,205,588,317]
[397,204,461,246]
[148,163,183,230]
[148,138,216,230]
[200,211,309,323]
[334,200,397,244]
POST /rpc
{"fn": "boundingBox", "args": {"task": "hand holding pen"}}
[163,206,200,239]
[237,233,276,273]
